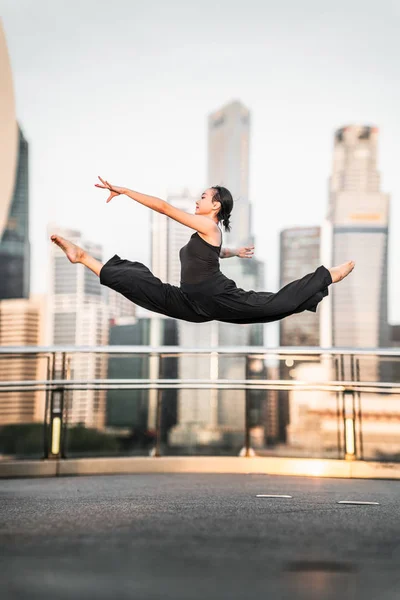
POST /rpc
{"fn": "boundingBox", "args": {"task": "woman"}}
[51,177,355,324]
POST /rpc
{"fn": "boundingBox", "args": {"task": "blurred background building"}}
[208,100,251,248]
[279,226,321,346]
[48,226,135,430]
[0,25,30,301]
[0,295,47,425]
[49,227,109,429]
[0,23,41,427]
[328,126,390,353]
[0,127,30,300]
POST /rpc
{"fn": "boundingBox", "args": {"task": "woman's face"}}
[195,188,220,216]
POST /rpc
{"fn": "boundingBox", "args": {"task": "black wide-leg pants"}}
[100,255,332,325]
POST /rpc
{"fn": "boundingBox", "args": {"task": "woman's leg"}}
[217,260,356,325]
[265,260,356,317]
[267,261,355,314]
[51,235,211,323]
[50,235,103,276]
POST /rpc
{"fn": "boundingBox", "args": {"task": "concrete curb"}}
[0,459,58,478]
[1,456,400,479]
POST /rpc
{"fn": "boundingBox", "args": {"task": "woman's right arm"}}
[96,177,219,237]
[125,188,219,237]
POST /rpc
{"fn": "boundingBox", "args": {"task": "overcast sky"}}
[1,0,400,324]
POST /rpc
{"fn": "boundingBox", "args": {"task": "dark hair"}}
[212,186,233,232]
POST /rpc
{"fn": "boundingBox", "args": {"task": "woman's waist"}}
[180,272,234,295]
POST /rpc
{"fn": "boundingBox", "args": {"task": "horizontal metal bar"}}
[1,379,400,394]
[0,378,399,389]
[0,346,399,357]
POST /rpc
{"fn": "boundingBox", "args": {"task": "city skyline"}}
[1,1,400,324]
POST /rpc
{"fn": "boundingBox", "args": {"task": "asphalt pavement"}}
[1,473,400,600]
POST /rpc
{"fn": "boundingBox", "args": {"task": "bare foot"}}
[50,235,85,264]
[328,261,355,283]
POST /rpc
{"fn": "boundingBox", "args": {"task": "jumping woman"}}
[51,177,355,324]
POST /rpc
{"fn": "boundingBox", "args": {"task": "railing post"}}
[153,389,163,457]
[42,352,54,460]
[355,357,364,460]
[60,355,71,459]
[244,393,252,457]
[334,355,342,459]
[343,353,357,460]
[148,320,161,456]
[47,352,66,460]
[343,391,356,460]
[239,355,255,458]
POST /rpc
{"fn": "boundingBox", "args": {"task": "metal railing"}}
[0,346,399,461]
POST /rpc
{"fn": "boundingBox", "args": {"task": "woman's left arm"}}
[221,246,254,259]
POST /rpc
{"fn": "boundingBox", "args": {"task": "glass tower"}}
[0,126,30,299]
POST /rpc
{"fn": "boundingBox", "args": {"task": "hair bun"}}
[222,215,231,232]
[212,185,233,233]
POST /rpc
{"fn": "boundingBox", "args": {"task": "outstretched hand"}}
[237,245,255,258]
[95,176,125,203]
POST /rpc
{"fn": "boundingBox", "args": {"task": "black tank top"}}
[179,232,221,284]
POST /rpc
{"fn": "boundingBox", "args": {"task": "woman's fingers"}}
[106,180,116,192]
[106,190,120,203]
[98,176,111,189]
[239,245,254,258]
[95,177,121,202]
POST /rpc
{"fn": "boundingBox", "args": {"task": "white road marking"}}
[337,501,380,505]
[256,494,293,498]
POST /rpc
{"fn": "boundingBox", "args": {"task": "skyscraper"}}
[328,126,390,351]
[49,227,110,429]
[279,227,321,346]
[208,100,264,292]
[0,295,47,425]
[0,23,30,299]
[208,100,251,247]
